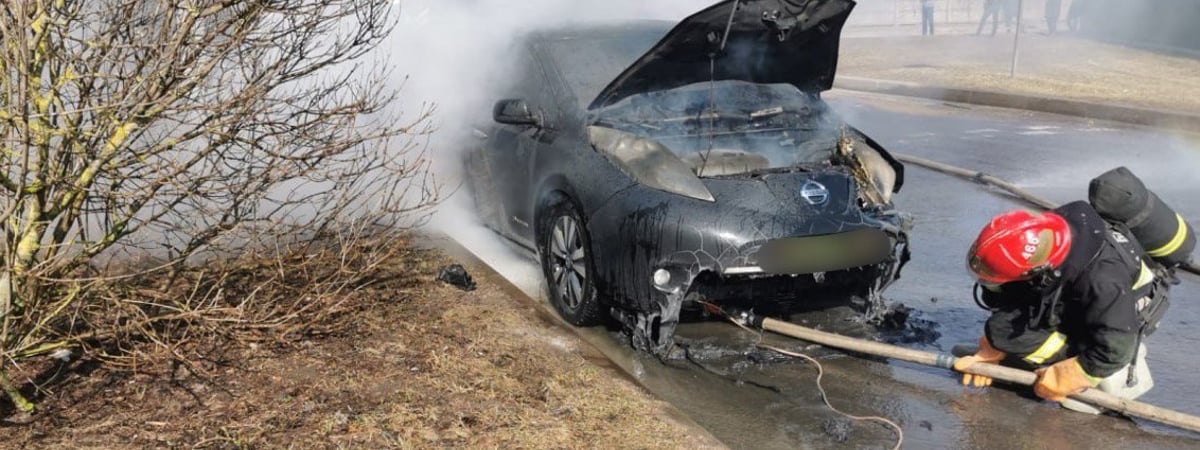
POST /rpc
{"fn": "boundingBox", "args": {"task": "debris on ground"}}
[876,303,912,330]
[864,302,942,345]
[436,263,477,291]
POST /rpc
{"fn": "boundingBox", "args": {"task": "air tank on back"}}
[1089,166,1195,267]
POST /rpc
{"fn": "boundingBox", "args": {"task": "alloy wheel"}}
[550,215,587,310]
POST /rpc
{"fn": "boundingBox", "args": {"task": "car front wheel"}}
[538,196,603,326]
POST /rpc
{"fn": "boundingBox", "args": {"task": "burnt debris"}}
[864,302,942,346]
[437,264,477,292]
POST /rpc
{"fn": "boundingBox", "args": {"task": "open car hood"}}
[588,0,856,110]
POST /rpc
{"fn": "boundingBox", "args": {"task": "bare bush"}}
[0,0,436,411]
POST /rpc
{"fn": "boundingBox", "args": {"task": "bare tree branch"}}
[0,0,437,411]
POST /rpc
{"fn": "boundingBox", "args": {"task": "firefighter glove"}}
[953,336,1006,387]
[1034,357,1100,402]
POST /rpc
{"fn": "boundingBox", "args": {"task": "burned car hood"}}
[588,0,855,110]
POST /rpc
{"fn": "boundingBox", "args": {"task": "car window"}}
[498,47,559,122]
[539,31,663,108]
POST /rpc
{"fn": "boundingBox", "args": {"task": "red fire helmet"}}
[967,210,1073,285]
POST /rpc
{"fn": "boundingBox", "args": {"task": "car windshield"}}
[539,28,665,108]
[592,81,844,176]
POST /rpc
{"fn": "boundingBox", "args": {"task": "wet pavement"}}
[439,90,1200,449]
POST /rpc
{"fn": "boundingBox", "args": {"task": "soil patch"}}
[5,248,721,449]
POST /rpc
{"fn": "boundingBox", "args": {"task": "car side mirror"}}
[493,99,541,127]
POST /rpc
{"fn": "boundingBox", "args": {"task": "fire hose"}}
[728,310,1200,434]
[891,153,1200,277]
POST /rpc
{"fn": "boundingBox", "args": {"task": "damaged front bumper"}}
[587,174,911,355]
[624,226,910,355]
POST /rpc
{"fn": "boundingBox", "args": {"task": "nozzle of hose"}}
[734,310,764,329]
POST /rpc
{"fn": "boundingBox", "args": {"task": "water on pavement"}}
[439,90,1200,449]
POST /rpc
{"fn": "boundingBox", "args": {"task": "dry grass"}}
[840,34,1200,112]
[4,244,719,449]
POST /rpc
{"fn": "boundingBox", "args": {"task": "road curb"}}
[434,235,730,449]
[834,76,1200,134]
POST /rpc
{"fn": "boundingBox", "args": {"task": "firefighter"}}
[954,201,1171,413]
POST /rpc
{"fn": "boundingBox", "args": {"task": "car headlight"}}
[587,126,715,202]
[857,144,897,205]
[838,131,896,206]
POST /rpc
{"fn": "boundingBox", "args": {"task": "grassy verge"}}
[840,34,1200,112]
[5,242,720,449]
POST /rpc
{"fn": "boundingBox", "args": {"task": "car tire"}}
[538,194,603,326]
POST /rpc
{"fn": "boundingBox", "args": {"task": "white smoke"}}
[385,0,713,293]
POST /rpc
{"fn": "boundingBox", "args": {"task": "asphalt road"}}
[440,89,1200,449]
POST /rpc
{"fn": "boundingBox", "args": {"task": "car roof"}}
[527,20,673,44]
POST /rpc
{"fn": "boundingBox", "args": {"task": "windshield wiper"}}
[663,111,746,123]
[749,106,784,119]
[706,165,816,179]
[592,117,662,131]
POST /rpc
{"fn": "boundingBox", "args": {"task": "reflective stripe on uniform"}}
[1023,331,1067,365]
[1133,261,1155,290]
[1147,214,1188,258]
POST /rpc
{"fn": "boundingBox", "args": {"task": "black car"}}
[464,0,910,353]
